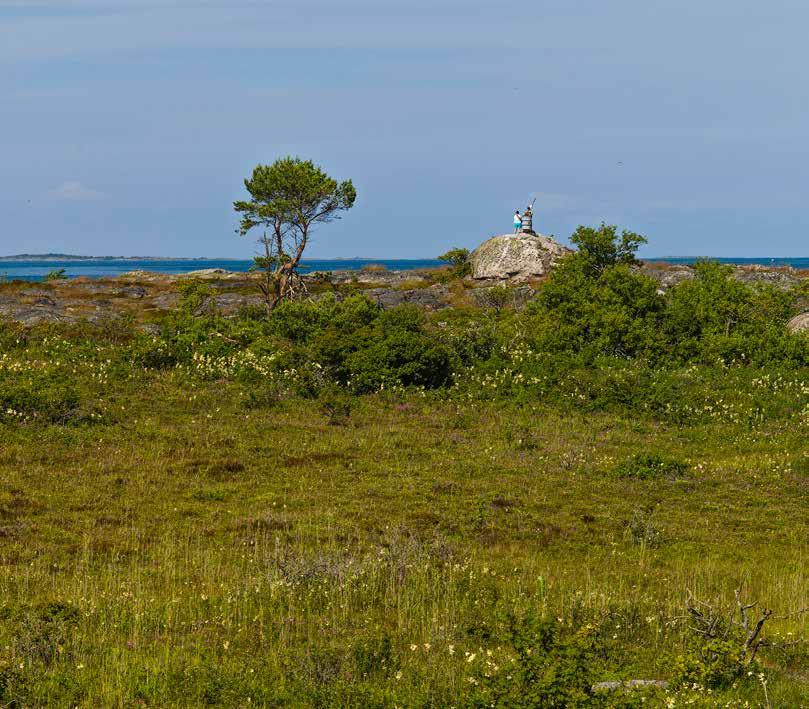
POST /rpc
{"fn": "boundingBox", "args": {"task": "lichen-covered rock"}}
[180,268,246,280]
[149,293,181,310]
[367,284,450,310]
[306,270,429,286]
[787,312,809,334]
[0,304,66,326]
[733,266,800,290]
[211,293,264,314]
[469,234,571,281]
[118,285,147,299]
[640,264,695,290]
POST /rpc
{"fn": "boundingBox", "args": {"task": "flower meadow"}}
[0,254,807,705]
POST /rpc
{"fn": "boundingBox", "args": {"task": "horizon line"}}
[0,254,806,261]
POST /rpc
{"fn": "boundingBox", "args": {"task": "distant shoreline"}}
[1,254,806,263]
[0,255,428,263]
[0,255,209,262]
[0,254,806,283]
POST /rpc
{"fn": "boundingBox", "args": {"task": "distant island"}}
[0,254,213,262]
[0,254,414,263]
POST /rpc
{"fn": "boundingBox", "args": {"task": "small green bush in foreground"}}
[613,453,689,480]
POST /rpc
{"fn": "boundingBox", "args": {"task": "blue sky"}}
[2,0,807,258]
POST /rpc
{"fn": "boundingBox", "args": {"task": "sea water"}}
[0,259,443,282]
[0,257,806,282]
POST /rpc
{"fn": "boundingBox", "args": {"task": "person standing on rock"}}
[513,210,522,233]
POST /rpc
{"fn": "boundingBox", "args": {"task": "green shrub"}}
[664,261,807,366]
[476,285,512,311]
[470,614,600,707]
[0,320,25,350]
[319,385,354,424]
[242,382,284,409]
[270,294,379,343]
[671,638,749,690]
[43,268,67,282]
[346,330,452,392]
[527,260,667,362]
[129,333,179,369]
[438,247,472,278]
[361,263,388,273]
[431,309,501,365]
[0,379,81,424]
[613,453,688,480]
[569,222,647,276]
[13,602,81,666]
[309,303,454,392]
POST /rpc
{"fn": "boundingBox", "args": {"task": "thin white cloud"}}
[0,2,587,62]
[1,0,803,79]
[45,181,109,202]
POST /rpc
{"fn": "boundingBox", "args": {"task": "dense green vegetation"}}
[0,228,806,705]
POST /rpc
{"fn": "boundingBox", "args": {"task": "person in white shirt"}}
[513,210,521,233]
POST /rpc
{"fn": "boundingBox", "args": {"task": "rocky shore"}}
[0,237,806,331]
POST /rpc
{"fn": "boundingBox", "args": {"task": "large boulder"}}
[469,234,571,281]
[788,312,809,334]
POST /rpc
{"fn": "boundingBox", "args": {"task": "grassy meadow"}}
[0,242,807,706]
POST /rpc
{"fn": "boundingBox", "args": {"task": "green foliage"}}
[671,638,749,690]
[569,223,647,276]
[0,379,81,424]
[471,614,600,707]
[264,298,453,393]
[613,453,688,480]
[319,385,354,425]
[0,320,25,349]
[526,224,807,368]
[43,268,67,282]
[664,260,805,366]
[345,328,452,392]
[234,157,356,238]
[269,294,379,343]
[529,260,667,361]
[438,247,472,277]
[438,248,470,267]
[175,278,212,318]
[476,285,512,312]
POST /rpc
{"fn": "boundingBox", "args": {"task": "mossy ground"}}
[0,369,807,705]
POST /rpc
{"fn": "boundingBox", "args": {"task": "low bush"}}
[469,613,601,706]
[0,379,81,424]
[345,329,452,392]
[671,638,749,690]
[625,508,665,548]
[438,247,472,278]
[361,263,388,273]
[613,453,688,480]
[319,385,354,424]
